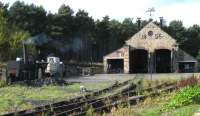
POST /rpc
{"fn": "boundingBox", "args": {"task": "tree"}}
[75,10,95,35]
[109,19,122,51]
[121,18,137,41]
[95,16,111,61]
[168,20,187,44]
[184,25,200,57]
[48,4,74,39]
[58,4,73,16]
[0,1,9,16]
[9,1,47,35]
[74,9,95,61]
[196,49,200,62]
[9,28,29,59]
[0,9,29,61]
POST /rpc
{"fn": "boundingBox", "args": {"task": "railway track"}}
[51,82,176,116]
[3,79,136,116]
[3,81,177,116]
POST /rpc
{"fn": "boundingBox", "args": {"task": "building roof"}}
[177,49,198,62]
[104,46,128,59]
[125,21,177,52]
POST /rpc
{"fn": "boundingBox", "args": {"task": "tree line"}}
[0,1,200,62]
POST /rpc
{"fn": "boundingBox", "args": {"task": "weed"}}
[177,76,198,88]
[86,106,95,116]
[164,85,200,111]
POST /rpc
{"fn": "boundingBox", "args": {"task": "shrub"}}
[164,85,200,110]
[177,76,198,88]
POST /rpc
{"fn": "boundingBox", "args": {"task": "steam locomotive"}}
[6,56,64,83]
[5,34,65,83]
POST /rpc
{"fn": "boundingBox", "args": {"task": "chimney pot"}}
[137,17,141,30]
[159,17,163,28]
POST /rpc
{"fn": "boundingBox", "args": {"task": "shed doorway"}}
[130,49,148,73]
[155,49,171,73]
[107,59,124,73]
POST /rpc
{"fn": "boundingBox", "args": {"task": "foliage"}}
[164,104,200,116]
[197,49,200,61]
[167,20,187,44]
[0,9,29,61]
[0,1,200,61]
[164,85,200,110]
[8,1,47,35]
[177,76,198,88]
[105,91,200,116]
[0,9,10,60]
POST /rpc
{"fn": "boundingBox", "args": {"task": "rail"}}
[3,81,177,116]
[3,78,135,116]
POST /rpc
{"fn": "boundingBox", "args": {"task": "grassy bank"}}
[0,82,112,114]
[115,84,200,116]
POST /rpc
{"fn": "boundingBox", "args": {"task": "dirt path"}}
[64,73,198,83]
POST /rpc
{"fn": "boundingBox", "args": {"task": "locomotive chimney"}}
[22,42,27,64]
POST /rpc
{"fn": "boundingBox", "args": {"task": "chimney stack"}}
[159,17,163,28]
[137,17,141,30]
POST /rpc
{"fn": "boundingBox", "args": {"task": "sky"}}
[1,0,200,27]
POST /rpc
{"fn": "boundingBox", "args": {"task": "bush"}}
[164,85,200,110]
[177,76,198,88]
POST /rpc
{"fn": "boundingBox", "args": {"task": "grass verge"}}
[0,82,112,114]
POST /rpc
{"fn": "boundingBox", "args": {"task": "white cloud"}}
[1,0,200,27]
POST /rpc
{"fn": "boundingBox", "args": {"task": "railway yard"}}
[1,73,199,116]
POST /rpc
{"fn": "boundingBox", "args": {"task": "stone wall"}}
[103,46,129,73]
[126,22,177,53]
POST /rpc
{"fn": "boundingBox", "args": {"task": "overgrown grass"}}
[164,85,200,111]
[0,82,112,114]
[99,92,200,116]
[0,84,80,114]
[105,77,200,116]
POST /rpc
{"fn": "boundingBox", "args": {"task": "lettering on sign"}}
[142,34,147,39]
[155,33,163,39]
[140,33,163,39]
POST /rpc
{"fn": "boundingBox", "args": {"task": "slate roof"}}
[177,49,198,62]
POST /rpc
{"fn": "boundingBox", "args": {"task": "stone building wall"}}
[103,46,129,73]
[126,21,177,53]
[103,21,198,73]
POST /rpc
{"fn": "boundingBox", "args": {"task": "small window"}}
[148,31,153,37]
[184,64,190,70]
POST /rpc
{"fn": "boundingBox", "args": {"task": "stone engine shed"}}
[104,22,198,73]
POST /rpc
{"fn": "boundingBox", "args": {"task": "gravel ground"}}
[64,73,200,83]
